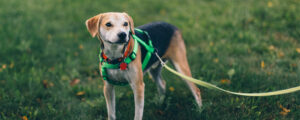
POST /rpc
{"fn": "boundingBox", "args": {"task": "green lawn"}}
[0,0,300,119]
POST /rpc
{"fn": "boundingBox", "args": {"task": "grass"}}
[0,0,300,119]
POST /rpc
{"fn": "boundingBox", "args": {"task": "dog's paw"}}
[153,94,165,105]
[158,94,165,104]
[196,100,203,108]
[195,97,203,108]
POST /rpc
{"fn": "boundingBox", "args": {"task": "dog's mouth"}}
[104,39,128,45]
[115,39,128,44]
[103,35,130,45]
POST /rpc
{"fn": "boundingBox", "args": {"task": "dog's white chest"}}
[105,64,137,83]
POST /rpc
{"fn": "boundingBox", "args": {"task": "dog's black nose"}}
[118,32,127,40]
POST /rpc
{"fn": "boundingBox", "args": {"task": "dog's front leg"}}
[103,81,116,120]
[129,73,145,120]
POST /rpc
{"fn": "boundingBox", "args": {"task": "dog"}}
[85,12,202,120]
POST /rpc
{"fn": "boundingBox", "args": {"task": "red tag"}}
[120,62,127,70]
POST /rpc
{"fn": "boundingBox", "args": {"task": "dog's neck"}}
[102,42,126,59]
[101,37,134,60]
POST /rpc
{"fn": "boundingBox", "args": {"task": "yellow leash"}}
[155,53,300,96]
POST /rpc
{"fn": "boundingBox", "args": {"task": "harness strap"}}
[124,37,138,64]
[131,29,155,70]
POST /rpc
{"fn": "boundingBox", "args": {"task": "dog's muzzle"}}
[116,32,127,43]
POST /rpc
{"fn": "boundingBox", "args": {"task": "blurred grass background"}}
[0,0,300,119]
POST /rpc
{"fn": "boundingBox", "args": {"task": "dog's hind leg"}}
[103,81,116,120]
[163,30,202,107]
[149,63,166,102]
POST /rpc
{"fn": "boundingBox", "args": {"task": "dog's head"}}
[85,12,135,44]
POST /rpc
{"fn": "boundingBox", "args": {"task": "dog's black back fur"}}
[135,22,178,71]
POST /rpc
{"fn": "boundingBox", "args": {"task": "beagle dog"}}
[85,12,202,120]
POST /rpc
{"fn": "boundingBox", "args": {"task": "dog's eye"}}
[123,22,128,26]
[106,22,112,27]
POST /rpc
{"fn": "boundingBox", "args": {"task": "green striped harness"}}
[99,29,155,85]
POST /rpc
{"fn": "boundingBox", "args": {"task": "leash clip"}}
[155,52,165,66]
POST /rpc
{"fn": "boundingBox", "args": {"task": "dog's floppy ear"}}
[85,14,103,37]
[123,13,135,35]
